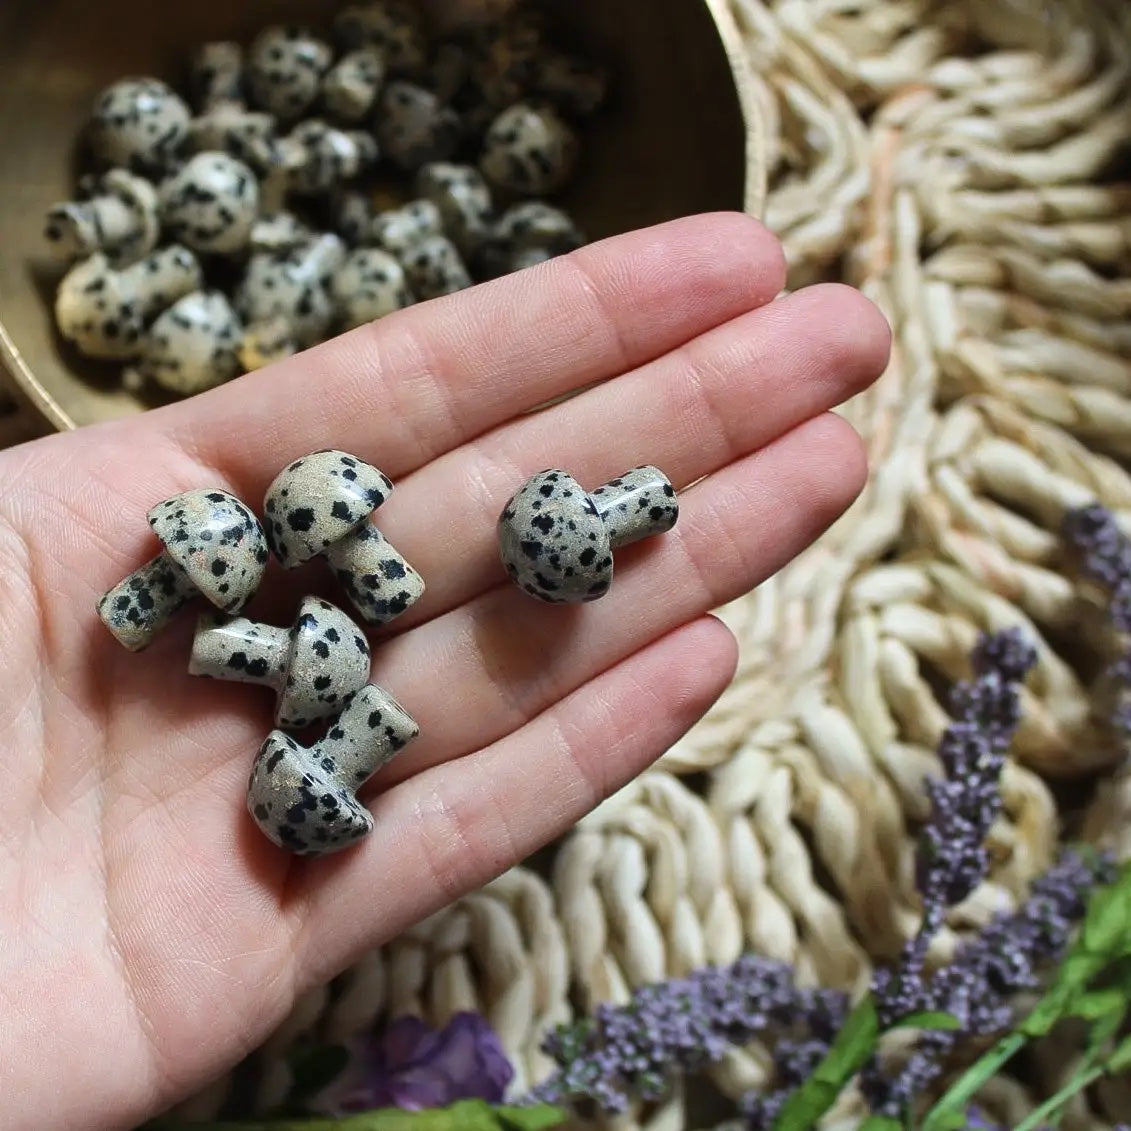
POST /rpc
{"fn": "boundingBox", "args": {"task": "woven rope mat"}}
[5,0,1131,1125]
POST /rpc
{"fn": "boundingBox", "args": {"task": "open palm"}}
[0,214,889,1131]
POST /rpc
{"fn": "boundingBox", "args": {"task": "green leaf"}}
[1065,986,1129,1022]
[888,1010,962,1033]
[919,1032,1027,1131]
[1080,871,1131,958]
[857,1117,903,1131]
[773,998,879,1131]
[1108,1033,1131,1075]
[495,1104,568,1131]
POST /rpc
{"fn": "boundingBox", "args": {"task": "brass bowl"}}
[0,0,763,431]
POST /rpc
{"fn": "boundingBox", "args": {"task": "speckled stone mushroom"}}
[55,244,202,361]
[376,81,463,172]
[249,210,313,253]
[239,315,297,372]
[332,247,414,330]
[322,46,387,121]
[44,169,160,266]
[416,162,494,257]
[190,595,371,728]
[497,466,678,603]
[286,119,378,196]
[86,77,191,173]
[263,449,425,625]
[246,26,334,120]
[246,682,418,856]
[186,42,291,176]
[235,232,345,348]
[333,1,427,77]
[400,234,472,300]
[126,290,243,396]
[159,151,260,255]
[371,199,443,255]
[477,200,584,277]
[326,190,376,245]
[480,100,579,196]
[97,489,269,651]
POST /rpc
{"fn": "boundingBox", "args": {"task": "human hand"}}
[0,214,890,1131]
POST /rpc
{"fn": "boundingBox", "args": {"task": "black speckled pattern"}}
[400,234,472,300]
[246,682,419,856]
[159,152,259,256]
[416,162,494,256]
[479,101,578,197]
[371,199,443,255]
[97,487,268,651]
[245,26,333,120]
[264,449,393,566]
[322,46,386,121]
[288,120,378,196]
[136,291,242,396]
[326,522,425,625]
[87,77,190,173]
[331,248,414,331]
[190,596,371,728]
[497,466,677,604]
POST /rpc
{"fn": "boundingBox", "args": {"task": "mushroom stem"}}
[96,551,200,652]
[46,196,139,260]
[325,523,426,625]
[188,615,288,688]
[590,465,679,549]
[321,683,419,786]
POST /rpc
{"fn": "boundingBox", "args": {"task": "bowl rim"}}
[1,0,768,433]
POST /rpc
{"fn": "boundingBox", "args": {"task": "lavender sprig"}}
[528,957,848,1112]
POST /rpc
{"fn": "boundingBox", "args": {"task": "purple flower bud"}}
[314,1012,514,1114]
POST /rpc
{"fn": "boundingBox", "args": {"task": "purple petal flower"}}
[314,1011,514,1114]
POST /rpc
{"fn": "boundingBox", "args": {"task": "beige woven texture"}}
[6,0,1131,1125]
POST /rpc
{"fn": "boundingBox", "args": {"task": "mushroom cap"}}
[147,488,269,612]
[135,290,243,396]
[247,732,373,856]
[264,449,393,568]
[497,469,613,603]
[277,597,372,729]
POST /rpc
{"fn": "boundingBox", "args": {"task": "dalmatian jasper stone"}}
[371,199,443,255]
[246,682,419,856]
[263,449,425,625]
[497,466,678,604]
[264,449,394,567]
[400,234,472,300]
[235,233,345,348]
[377,82,463,172]
[97,488,269,651]
[159,152,259,255]
[246,26,334,120]
[416,162,494,256]
[87,77,191,172]
[478,200,584,277]
[333,1,428,77]
[132,291,243,395]
[480,101,579,196]
[322,46,387,121]
[332,248,414,330]
[54,244,202,361]
[287,119,378,196]
[189,595,372,729]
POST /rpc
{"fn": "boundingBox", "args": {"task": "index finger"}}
[146,212,785,485]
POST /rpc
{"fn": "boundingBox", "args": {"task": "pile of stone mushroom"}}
[46,1,605,399]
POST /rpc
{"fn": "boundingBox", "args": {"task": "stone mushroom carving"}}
[55,245,202,361]
[86,77,191,172]
[479,101,579,196]
[246,681,419,856]
[245,26,334,121]
[477,200,583,278]
[285,119,378,196]
[376,81,462,171]
[235,232,346,349]
[159,151,260,256]
[125,290,244,396]
[44,169,160,266]
[321,46,387,121]
[331,247,415,330]
[97,489,269,651]
[416,162,494,257]
[497,466,678,603]
[189,595,371,728]
[263,449,425,625]
[186,41,291,176]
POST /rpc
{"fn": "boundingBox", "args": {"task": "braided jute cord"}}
[82,0,1131,1124]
